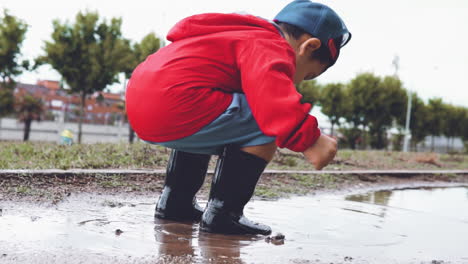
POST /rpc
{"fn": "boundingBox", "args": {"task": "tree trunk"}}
[348,129,358,150]
[376,130,385,150]
[129,124,135,144]
[330,122,335,137]
[431,136,435,151]
[362,125,367,150]
[23,118,32,141]
[78,91,86,144]
[349,139,356,150]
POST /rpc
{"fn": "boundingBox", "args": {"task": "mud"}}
[2,170,467,204]
[1,183,468,263]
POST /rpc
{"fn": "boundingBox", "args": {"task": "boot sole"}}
[200,221,272,236]
[154,209,202,222]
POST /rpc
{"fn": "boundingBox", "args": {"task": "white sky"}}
[2,0,468,107]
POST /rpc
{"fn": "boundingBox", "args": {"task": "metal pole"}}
[403,91,412,152]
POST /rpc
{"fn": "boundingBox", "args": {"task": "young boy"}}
[126,0,351,235]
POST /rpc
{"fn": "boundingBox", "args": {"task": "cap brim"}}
[340,32,352,47]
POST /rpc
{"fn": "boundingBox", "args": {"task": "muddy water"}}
[1,186,468,264]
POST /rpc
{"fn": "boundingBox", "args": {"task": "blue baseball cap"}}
[274,0,351,62]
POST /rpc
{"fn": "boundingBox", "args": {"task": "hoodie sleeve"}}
[237,38,321,152]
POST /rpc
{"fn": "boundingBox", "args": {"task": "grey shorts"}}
[149,93,275,155]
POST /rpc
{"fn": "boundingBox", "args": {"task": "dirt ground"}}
[1,169,467,203]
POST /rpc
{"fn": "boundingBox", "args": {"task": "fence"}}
[416,136,465,153]
[0,118,465,153]
[0,118,132,144]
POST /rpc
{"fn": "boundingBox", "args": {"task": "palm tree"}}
[15,93,44,141]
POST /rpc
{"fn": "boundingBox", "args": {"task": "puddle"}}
[1,186,468,263]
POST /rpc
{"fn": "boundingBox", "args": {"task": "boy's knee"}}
[241,141,277,162]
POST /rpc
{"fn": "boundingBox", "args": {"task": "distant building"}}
[14,80,125,125]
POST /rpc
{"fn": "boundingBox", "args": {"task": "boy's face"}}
[290,36,330,85]
[294,55,329,84]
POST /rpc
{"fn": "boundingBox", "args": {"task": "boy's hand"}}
[302,134,338,170]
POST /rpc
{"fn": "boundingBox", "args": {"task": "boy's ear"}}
[298,37,321,57]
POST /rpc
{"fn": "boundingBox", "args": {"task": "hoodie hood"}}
[167,13,280,42]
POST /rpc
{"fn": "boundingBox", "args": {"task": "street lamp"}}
[393,55,412,152]
[402,91,412,152]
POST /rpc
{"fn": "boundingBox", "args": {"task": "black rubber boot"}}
[155,150,211,222]
[200,147,272,235]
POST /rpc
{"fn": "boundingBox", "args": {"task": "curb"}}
[1,169,467,176]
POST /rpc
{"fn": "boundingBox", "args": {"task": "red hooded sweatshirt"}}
[126,13,320,152]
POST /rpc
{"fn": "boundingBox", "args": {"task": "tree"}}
[296,80,321,107]
[344,73,382,149]
[426,98,447,151]
[15,93,44,141]
[132,32,161,67]
[0,9,28,88]
[346,73,381,128]
[341,73,407,150]
[404,93,430,151]
[123,32,162,78]
[320,82,347,136]
[381,76,407,124]
[461,109,468,153]
[367,76,407,149]
[443,105,466,151]
[0,9,28,118]
[122,32,162,143]
[0,89,14,118]
[454,106,468,151]
[38,11,134,143]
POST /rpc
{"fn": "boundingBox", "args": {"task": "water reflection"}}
[346,190,393,206]
[1,187,468,263]
[345,190,392,223]
[345,186,468,223]
[154,218,254,264]
[154,219,196,257]
[197,232,246,264]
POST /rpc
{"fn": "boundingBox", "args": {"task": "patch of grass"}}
[101,200,125,207]
[100,180,126,188]
[289,173,316,188]
[15,185,32,194]
[9,184,50,197]
[0,141,467,170]
[283,157,298,167]
[96,174,128,188]
[255,186,281,199]
[0,141,167,169]
[319,173,338,187]
[338,150,353,160]
[278,185,306,195]
[253,173,343,198]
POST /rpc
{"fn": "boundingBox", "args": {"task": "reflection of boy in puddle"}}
[154,219,196,257]
[197,232,247,263]
[127,0,351,235]
[154,218,249,263]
